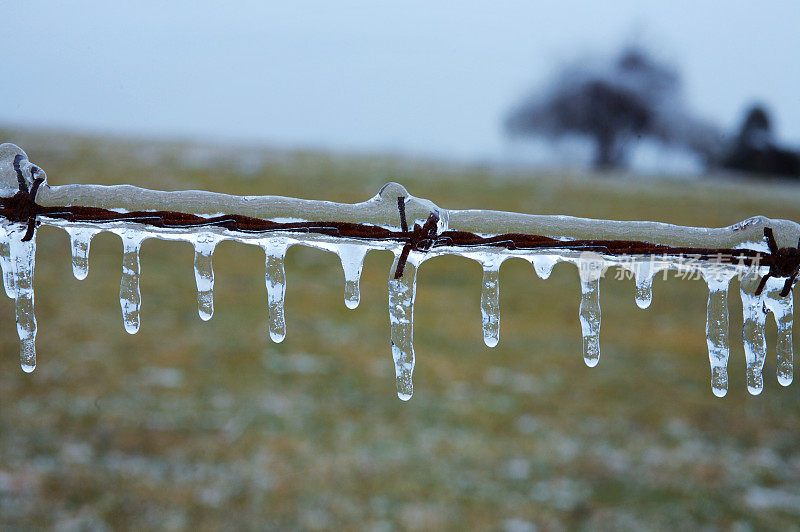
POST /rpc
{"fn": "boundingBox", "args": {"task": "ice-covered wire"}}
[1,142,799,400]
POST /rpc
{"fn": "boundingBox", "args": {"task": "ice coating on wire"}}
[0,142,799,401]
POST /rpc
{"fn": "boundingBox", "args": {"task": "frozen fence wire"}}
[0,143,798,400]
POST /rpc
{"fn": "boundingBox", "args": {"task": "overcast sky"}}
[2,1,798,161]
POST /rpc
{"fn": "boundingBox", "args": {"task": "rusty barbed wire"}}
[0,181,787,283]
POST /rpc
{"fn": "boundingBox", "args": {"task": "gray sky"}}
[2,0,798,161]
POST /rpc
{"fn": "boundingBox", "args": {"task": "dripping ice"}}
[0,223,38,372]
[191,233,219,321]
[462,253,505,349]
[0,220,38,372]
[388,251,419,401]
[117,231,145,334]
[66,227,100,280]
[338,244,368,310]
[0,166,795,402]
[529,254,559,280]
[577,253,604,368]
[765,283,794,388]
[702,269,734,397]
[0,223,16,298]
[263,238,289,343]
[629,260,664,310]
[739,272,794,395]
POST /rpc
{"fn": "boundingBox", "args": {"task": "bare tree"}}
[505,46,721,170]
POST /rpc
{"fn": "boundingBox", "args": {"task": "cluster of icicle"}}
[0,195,794,402]
[444,249,792,399]
[0,218,372,373]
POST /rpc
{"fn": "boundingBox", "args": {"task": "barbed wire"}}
[1,143,799,294]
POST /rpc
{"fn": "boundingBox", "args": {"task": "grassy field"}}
[2,129,800,530]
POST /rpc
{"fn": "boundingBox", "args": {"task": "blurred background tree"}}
[722,104,800,178]
[504,46,722,170]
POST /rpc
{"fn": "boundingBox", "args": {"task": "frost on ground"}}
[1,132,800,529]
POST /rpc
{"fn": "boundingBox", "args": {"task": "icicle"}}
[65,227,100,280]
[740,273,768,395]
[702,270,734,397]
[8,227,37,372]
[577,253,604,367]
[479,257,503,347]
[0,223,15,298]
[632,261,657,309]
[529,254,559,280]
[193,234,219,321]
[763,278,794,387]
[263,239,289,343]
[388,252,419,401]
[118,232,146,334]
[337,244,368,309]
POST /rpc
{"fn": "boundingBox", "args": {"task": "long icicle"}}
[0,223,15,298]
[193,234,219,321]
[479,256,503,348]
[389,252,419,401]
[66,227,100,281]
[763,277,794,387]
[9,225,37,372]
[578,255,604,367]
[740,272,768,395]
[263,238,289,343]
[118,232,146,334]
[702,270,735,397]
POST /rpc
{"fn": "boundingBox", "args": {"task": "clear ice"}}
[192,233,219,321]
[66,227,100,280]
[529,254,559,280]
[388,252,419,401]
[737,273,795,395]
[740,273,769,395]
[117,231,146,334]
[577,253,604,367]
[702,269,734,397]
[337,243,368,310]
[0,223,16,298]
[263,239,289,343]
[0,174,796,401]
[764,281,794,387]
[6,225,37,372]
[479,257,503,348]
[631,261,662,309]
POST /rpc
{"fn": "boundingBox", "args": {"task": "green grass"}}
[2,128,800,529]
